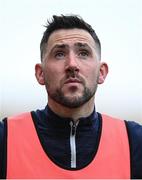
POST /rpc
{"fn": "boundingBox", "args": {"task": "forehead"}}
[46,28,96,50]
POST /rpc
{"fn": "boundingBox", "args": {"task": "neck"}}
[48,97,95,122]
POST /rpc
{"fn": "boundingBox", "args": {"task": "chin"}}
[64,93,82,100]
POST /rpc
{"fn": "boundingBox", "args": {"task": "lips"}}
[64,78,82,84]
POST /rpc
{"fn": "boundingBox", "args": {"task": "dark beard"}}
[47,85,97,108]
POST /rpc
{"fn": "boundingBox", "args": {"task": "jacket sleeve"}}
[125,120,142,179]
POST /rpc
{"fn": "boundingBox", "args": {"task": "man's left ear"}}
[97,62,109,84]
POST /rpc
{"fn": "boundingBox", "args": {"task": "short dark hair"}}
[40,14,101,61]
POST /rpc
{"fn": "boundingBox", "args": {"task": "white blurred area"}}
[0,0,142,123]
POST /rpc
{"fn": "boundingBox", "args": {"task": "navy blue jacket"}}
[0,106,142,178]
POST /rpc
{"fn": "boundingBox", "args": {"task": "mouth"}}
[64,78,82,84]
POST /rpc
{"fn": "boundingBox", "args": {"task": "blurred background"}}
[0,0,142,123]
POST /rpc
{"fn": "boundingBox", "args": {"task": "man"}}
[0,15,142,179]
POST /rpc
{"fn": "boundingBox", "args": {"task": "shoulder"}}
[0,120,4,137]
[0,118,7,147]
[125,120,142,143]
[0,120,5,148]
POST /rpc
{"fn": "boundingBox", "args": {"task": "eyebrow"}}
[74,42,92,49]
[50,44,68,52]
[51,42,92,52]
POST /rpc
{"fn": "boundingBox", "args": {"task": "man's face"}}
[36,29,108,108]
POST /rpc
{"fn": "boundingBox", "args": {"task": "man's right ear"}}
[35,63,45,85]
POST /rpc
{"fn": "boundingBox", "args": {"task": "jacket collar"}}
[44,105,98,128]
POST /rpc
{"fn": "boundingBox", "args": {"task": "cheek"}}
[45,72,57,84]
[85,69,99,86]
[43,67,63,88]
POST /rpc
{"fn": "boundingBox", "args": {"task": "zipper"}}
[69,120,79,168]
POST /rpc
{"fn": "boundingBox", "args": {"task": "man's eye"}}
[78,51,89,58]
[55,52,65,59]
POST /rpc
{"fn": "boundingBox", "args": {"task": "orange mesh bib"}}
[7,113,130,179]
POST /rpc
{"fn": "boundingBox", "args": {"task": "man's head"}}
[35,15,108,109]
[40,15,101,61]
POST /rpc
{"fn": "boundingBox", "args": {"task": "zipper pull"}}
[70,121,79,136]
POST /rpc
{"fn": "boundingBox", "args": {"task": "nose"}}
[65,52,79,76]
